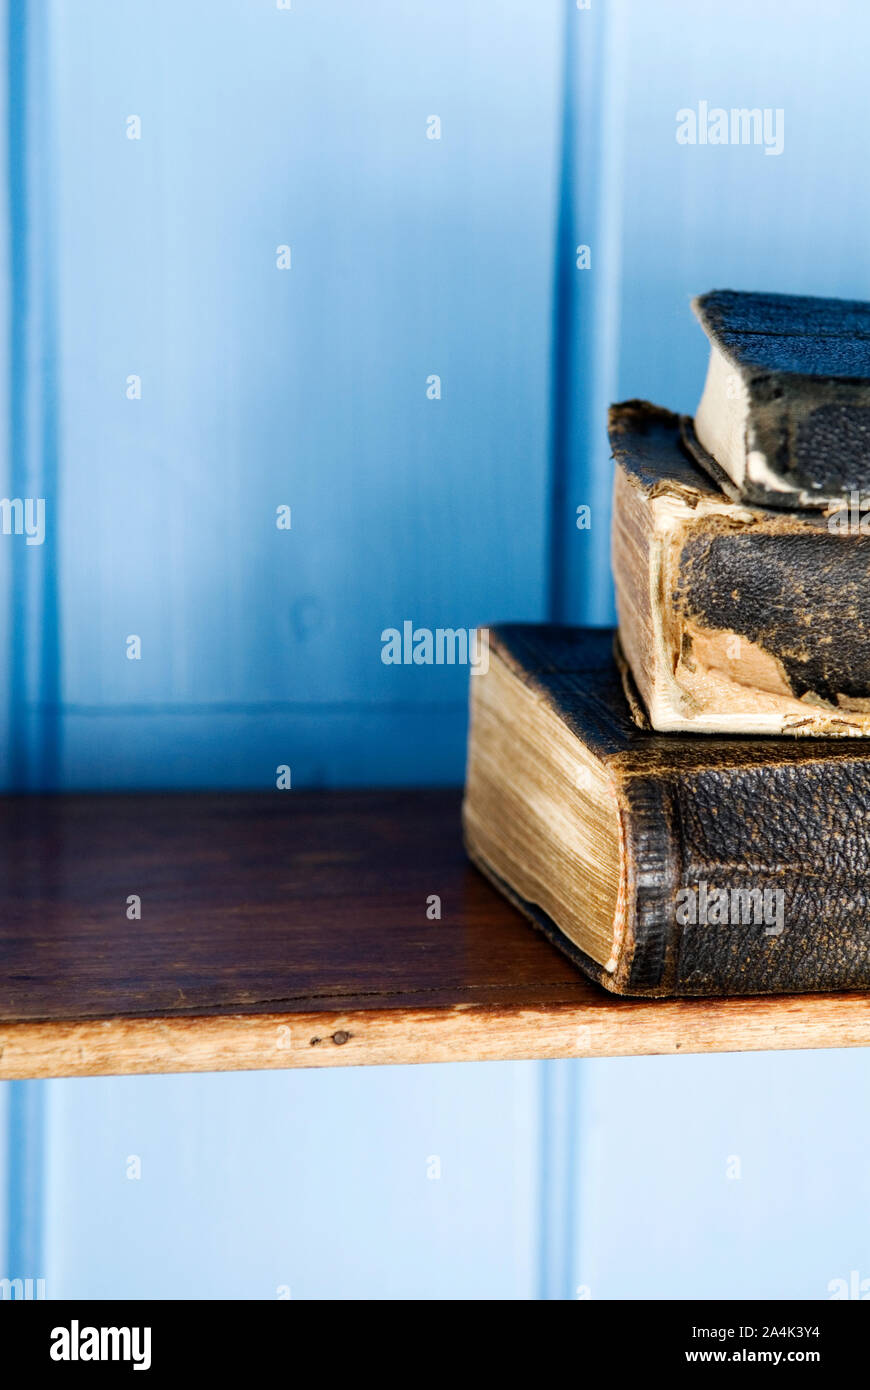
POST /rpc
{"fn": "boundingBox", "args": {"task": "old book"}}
[691,287,870,509]
[462,623,870,998]
[611,399,870,736]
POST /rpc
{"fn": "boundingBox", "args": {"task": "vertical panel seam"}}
[5,0,48,1295]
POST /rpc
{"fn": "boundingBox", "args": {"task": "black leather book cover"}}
[466,624,870,997]
[693,287,870,508]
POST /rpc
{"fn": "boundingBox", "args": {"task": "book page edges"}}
[463,644,627,973]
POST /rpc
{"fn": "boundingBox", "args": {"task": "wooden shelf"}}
[1,788,869,1079]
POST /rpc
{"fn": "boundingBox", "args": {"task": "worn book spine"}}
[618,749,870,999]
[611,751,870,999]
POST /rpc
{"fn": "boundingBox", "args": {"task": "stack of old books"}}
[463,289,870,997]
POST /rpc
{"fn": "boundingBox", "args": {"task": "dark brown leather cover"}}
[613,402,870,711]
[469,624,870,997]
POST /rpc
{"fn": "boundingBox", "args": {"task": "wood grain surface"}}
[1,789,868,1078]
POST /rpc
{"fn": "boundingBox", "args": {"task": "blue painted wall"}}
[48,0,561,790]
[4,0,870,1300]
[2,0,563,1302]
[42,1063,540,1301]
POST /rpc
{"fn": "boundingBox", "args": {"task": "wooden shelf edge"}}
[4,994,870,1080]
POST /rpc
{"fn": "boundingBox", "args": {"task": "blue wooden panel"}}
[3,0,564,1301]
[549,0,624,626]
[42,1064,539,1301]
[575,1051,870,1299]
[3,0,25,778]
[0,0,13,765]
[47,0,561,788]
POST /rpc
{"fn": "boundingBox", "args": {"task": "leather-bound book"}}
[610,399,870,736]
[462,623,870,998]
[691,287,870,509]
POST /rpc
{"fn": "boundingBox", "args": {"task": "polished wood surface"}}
[1,789,868,1078]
